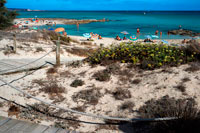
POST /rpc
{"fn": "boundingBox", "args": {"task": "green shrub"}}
[70,79,84,88]
[87,43,199,69]
[0,1,18,30]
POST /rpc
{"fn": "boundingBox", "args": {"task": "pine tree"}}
[0,0,18,30]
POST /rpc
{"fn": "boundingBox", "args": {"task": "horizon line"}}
[7,8,200,12]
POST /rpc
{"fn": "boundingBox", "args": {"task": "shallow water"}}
[17,11,200,39]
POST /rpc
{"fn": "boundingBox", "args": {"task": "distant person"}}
[155,30,159,35]
[179,25,182,30]
[116,35,121,41]
[63,31,67,36]
[167,31,170,36]
[123,36,127,40]
[182,39,186,44]
[160,32,162,36]
[98,34,102,39]
[54,22,57,27]
[76,22,79,31]
[137,28,140,34]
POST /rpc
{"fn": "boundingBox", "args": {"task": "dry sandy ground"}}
[0,61,200,132]
[0,30,198,132]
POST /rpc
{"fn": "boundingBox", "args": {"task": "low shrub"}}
[70,79,84,88]
[137,95,200,133]
[119,101,135,112]
[65,47,96,57]
[185,62,200,72]
[40,81,65,94]
[112,88,131,100]
[132,79,142,84]
[174,84,186,93]
[87,43,199,69]
[35,47,45,52]
[93,69,111,81]
[182,77,191,83]
[72,88,102,105]
[46,67,57,74]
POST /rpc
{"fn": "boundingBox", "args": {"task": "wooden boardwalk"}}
[0,116,76,133]
[0,57,83,75]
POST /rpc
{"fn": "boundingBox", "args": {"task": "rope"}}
[0,62,49,87]
[0,49,55,74]
[0,78,177,122]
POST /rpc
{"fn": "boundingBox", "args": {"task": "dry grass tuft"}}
[174,84,186,93]
[72,88,102,105]
[65,47,96,57]
[137,95,200,133]
[46,67,57,74]
[185,62,200,72]
[112,88,132,100]
[40,81,65,94]
[32,79,46,86]
[70,79,84,88]
[182,77,191,83]
[132,79,142,84]
[119,101,135,112]
[93,69,111,82]
[60,70,73,78]
[35,47,45,52]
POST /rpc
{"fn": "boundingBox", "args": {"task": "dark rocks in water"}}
[168,29,200,37]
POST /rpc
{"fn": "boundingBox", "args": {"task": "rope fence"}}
[0,78,177,122]
[0,49,55,74]
[0,62,49,87]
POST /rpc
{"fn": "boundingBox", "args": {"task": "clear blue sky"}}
[6,0,200,11]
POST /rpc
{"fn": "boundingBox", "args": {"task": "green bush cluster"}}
[87,43,199,69]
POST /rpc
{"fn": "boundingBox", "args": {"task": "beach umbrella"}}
[193,36,200,40]
[145,35,152,39]
[33,27,37,29]
[55,28,65,32]
[48,28,55,31]
[121,31,129,35]
[83,33,91,38]
[162,40,169,45]
[130,35,137,41]
[151,35,159,39]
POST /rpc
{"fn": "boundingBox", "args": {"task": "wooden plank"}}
[71,131,78,133]
[56,129,70,133]
[0,119,19,132]
[30,125,49,133]
[3,121,28,133]
[20,122,39,132]
[0,117,11,126]
[43,126,60,133]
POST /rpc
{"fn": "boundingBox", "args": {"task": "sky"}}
[5,0,200,11]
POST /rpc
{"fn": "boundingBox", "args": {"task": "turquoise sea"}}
[17,11,200,39]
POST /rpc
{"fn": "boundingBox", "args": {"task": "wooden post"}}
[56,37,61,66]
[13,34,17,53]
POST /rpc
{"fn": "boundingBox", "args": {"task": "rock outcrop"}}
[168,29,200,37]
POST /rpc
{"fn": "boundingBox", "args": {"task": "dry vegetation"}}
[136,95,200,133]
[70,79,84,88]
[112,88,132,100]
[92,69,111,82]
[72,88,102,105]
[65,47,96,57]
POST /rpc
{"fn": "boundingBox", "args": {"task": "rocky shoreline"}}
[168,29,200,37]
[15,18,109,26]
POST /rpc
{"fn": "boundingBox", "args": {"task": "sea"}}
[17,11,200,39]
